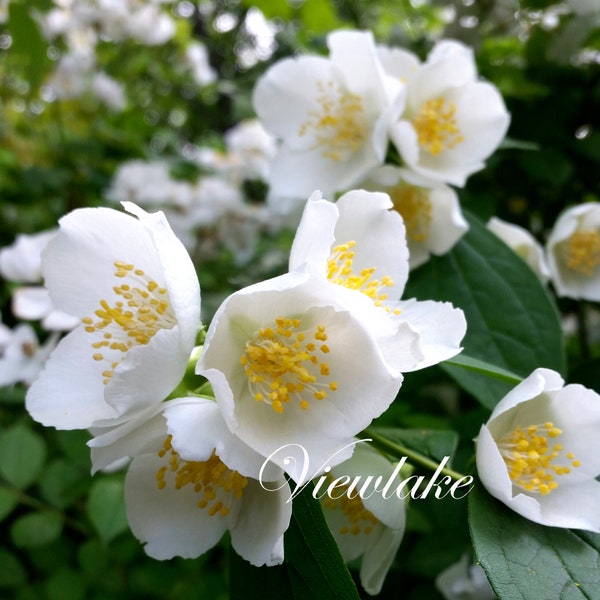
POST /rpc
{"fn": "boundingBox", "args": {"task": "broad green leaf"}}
[87,477,128,543]
[39,459,87,509]
[10,512,62,548]
[0,424,47,490]
[0,547,26,588]
[367,427,459,465]
[470,483,600,599]
[230,485,360,600]
[0,485,18,522]
[404,210,565,410]
[241,0,292,19]
[444,354,522,385]
[299,0,340,33]
[46,569,87,600]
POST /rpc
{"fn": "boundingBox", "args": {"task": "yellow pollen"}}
[412,97,464,156]
[562,230,600,276]
[327,240,394,307]
[241,317,338,414]
[390,183,433,243]
[82,260,176,384]
[321,476,379,535]
[156,436,247,516]
[298,80,368,161]
[498,422,580,496]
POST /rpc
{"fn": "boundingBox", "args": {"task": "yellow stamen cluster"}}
[156,436,248,516]
[413,97,464,156]
[498,422,581,496]
[82,260,176,384]
[240,317,338,414]
[322,478,379,536]
[298,80,368,161]
[563,230,600,276]
[390,184,433,243]
[327,240,394,308]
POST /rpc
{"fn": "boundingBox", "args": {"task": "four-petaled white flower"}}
[196,268,421,481]
[546,202,600,300]
[319,443,406,596]
[363,166,469,268]
[26,202,201,430]
[382,39,510,187]
[90,397,291,566]
[253,29,404,198]
[289,189,467,371]
[487,216,550,284]
[475,367,600,530]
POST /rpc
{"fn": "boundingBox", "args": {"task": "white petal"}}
[537,480,600,531]
[360,526,404,595]
[12,286,54,320]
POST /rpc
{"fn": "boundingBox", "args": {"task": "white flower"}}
[91,398,291,566]
[363,166,468,268]
[0,324,59,387]
[185,42,217,87]
[475,367,600,530]
[319,444,406,595]
[0,230,57,283]
[253,29,404,197]
[435,554,495,600]
[12,286,79,331]
[89,71,127,111]
[26,202,201,430]
[196,268,421,481]
[487,217,550,283]
[384,40,510,187]
[289,189,467,371]
[546,202,600,300]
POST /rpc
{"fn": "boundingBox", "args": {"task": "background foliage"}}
[1,0,600,598]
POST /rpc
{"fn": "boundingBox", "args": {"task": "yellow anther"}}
[390,183,433,243]
[563,230,600,276]
[412,97,464,156]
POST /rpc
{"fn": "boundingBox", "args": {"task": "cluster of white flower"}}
[106,120,279,265]
[487,202,600,302]
[254,30,510,268]
[22,191,467,593]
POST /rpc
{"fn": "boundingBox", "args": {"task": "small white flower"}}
[253,29,404,197]
[26,202,201,430]
[289,189,467,371]
[319,444,406,595]
[185,42,217,87]
[435,554,495,600]
[0,324,59,387]
[364,166,469,268]
[475,367,600,530]
[385,40,510,187]
[0,230,57,283]
[196,269,420,481]
[546,202,600,300]
[91,398,291,566]
[12,286,79,331]
[487,217,550,283]
[89,71,127,111]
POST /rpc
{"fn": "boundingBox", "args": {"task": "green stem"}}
[362,429,468,482]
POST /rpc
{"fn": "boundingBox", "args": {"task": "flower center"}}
[389,184,432,243]
[498,422,581,496]
[156,435,248,517]
[321,478,379,536]
[412,97,464,156]
[298,80,368,162]
[240,317,338,414]
[327,240,395,307]
[82,260,177,384]
[562,230,600,276]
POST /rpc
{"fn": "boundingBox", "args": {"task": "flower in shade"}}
[253,29,404,197]
[196,268,422,481]
[90,397,291,566]
[319,443,406,595]
[289,189,467,370]
[382,39,510,187]
[435,554,495,600]
[475,367,600,530]
[546,202,600,300]
[487,216,550,283]
[363,166,468,268]
[26,202,201,430]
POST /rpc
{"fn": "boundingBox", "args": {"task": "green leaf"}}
[299,0,340,33]
[46,568,87,600]
[0,424,47,490]
[0,485,18,522]
[469,483,600,599]
[87,477,128,543]
[444,354,522,386]
[404,210,565,410]
[39,459,88,509]
[230,485,360,600]
[241,0,292,19]
[10,512,62,548]
[367,427,459,465]
[0,547,26,588]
